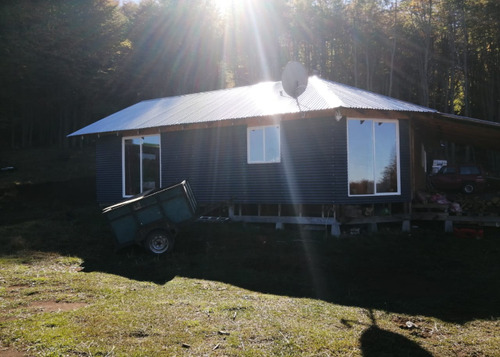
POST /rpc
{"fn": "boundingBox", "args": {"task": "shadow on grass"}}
[343,309,433,357]
[164,221,500,324]
[2,178,500,326]
[360,324,432,357]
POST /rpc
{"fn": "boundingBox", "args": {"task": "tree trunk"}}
[460,3,470,117]
[388,1,398,97]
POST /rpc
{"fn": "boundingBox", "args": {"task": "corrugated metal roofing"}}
[69,76,437,137]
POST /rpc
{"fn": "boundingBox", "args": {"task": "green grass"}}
[1,148,499,356]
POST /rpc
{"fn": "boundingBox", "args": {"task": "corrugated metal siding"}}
[278,118,335,204]
[161,125,243,203]
[332,119,348,202]
[96,116,411,206]
[161,118,337,205]
[96,135,122,204]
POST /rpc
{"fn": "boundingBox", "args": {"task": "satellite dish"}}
[281,61,308,99]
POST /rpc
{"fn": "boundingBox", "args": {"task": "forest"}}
[0,0,499,149]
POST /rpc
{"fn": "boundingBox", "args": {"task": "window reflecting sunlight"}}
[123,135,160,196]
[348,119,399,196]
[248,125,280,163]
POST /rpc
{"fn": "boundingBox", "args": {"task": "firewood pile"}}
[415,190,500,216]
[453,194,500,216]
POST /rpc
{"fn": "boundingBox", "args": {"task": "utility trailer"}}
[102,180,197,254]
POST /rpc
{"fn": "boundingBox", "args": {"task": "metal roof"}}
[69,76,439,137]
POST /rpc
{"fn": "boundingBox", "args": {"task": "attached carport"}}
[408,112,500,233]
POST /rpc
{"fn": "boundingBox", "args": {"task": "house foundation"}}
[226,203,413,237]
[202,202,500,237]
[228,204,341,236]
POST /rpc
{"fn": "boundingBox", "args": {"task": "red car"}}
[429,164,486,194]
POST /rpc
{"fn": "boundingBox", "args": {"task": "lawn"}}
[0,148,499,356]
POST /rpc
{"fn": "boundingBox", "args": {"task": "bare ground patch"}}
[0,346,26,357]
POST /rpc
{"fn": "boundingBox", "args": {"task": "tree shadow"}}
[2,178,500,325]
[343,309,433,357]
[360,325,432,357]
[81,220,500,324]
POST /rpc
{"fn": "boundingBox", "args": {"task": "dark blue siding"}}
[161,125,246,203]
[332,118,348,201]
[162,118,336,205]
[278,118,334,204]
[96,135,122,204]
[95,117,411,206]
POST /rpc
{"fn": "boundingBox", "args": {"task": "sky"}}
[119,0,141,6]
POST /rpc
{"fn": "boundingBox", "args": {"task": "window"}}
[247,125,280,163]
[347,119,400,196]
[123,135,160,196]
[460,166,480,175]
[440,166,456,174]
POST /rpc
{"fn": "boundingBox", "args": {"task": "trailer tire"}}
[144,229,175,254]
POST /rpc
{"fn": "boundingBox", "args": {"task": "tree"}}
[1,0,499,150]
[114,0,224,101]
[466,0,500,122]
[0,0,127,148]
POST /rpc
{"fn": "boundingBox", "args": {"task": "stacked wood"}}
[453,194,500,216]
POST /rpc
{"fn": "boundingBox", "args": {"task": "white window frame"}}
[247,125,281,164]
[122,134,161,197]
[347,118,401,197]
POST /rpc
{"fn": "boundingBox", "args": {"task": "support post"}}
[368,222,378,234]
[445,220,453,233]
[330,219,341,237]
[402,220,410,232]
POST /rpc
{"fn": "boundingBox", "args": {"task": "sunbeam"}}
[244,0,271,80]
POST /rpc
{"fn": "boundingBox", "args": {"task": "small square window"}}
[247,125,280,164]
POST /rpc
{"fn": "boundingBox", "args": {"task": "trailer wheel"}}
[144,229,174,254]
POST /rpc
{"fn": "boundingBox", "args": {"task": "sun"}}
[213,0,235,16]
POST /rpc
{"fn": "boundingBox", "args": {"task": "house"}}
[69,76,500,235]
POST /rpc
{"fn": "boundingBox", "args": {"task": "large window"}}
[247,125,280,163]
[347,119,400,196]
[123,135,160,196]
